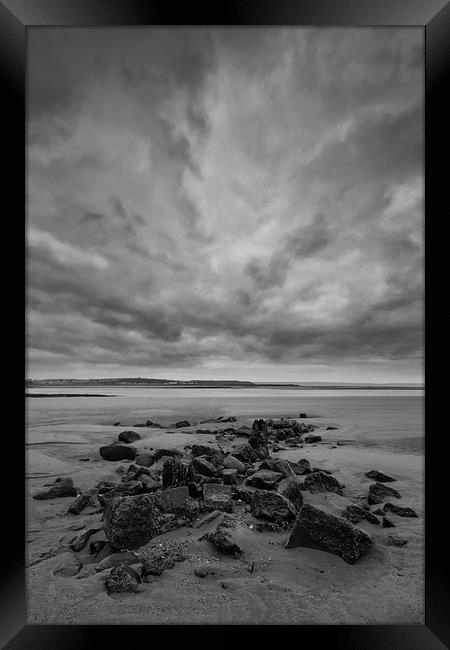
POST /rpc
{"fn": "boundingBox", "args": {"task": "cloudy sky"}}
[27,28,424,383]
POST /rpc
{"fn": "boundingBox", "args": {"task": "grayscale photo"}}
[26,27,424,624]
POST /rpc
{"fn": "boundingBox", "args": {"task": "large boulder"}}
[246,470,283,490]
[365,470,396,483]
[99,444,137,461]
[276,478,304,511]
[204,514,247,557]
[104,494,163,550]
[367,482,401,505]
[383,502,418,518]
[251,490,297,523]
[118,430,141,444]
[341,504,380,525]
[286,504,372,564]
[33,477,77,500]
[260,458,293,478]
[302,471,343,495]
[162,457,194,488]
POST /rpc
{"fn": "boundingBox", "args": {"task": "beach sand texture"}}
[26,389,424,624]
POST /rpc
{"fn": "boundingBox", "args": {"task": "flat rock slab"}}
[286,503,372,564]
[368,482,401,505]
[96,551,140,572]
[33,477,77,500]
[52,551,81,577]
[342,504,379,525]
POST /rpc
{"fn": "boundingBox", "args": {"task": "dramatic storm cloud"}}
[27,28,424,383]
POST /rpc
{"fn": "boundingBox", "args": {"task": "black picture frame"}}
[2,0,448,647]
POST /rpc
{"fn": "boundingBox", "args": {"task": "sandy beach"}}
[25,389,424,625]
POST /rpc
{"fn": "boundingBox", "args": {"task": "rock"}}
[193,457,217,477]
[337,441,346,446]
[118,430,141,444]
[33,477,77,500]
[104,494,162,550]
[204,514,246,557]
[230,443,253,463]
[272,420,296,429]
[98,480,143,506]
[365,470,396,483]
[135,452,154,467]
[70,525,103,552]
[304,435,322,443]
[152,448,184,462]
[105,564,141,594]
[367,483,401,505]
[223,468,238,485]
[162,457,194,488]
[141,547,185,578]
[286,503,372,564]
[113,422,122,426]
[89,529,108,555]
[382,516,395,528]
[188,482,203,499]
[223,456,245,474]
[276,478,304,511]
[246,470,283,490]
[341,504,380,525]
[299,413,308,418]
[191,444,219,457]
[260,459,293,478]
[99,444,137,462]
[202,483,233,513]
[96,480,117,493]
[173,420,190,428]
[326,426,338,430]
[232,486,255,504]
[194,567,208,578]
[139,475,161,492]
[160,486,190,511]
[96,551,140,572]
[302,471,343,495]
[52,551,81,577]
[217,416,237,423]
[145,420,163,428]
[383,502,418,518]
[67,488,99,515]
[387,535,408,547]
[251,490,297,523]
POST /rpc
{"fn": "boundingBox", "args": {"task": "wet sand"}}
[26,390,424,624]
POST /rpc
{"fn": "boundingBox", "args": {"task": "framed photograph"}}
[2,0,448,646]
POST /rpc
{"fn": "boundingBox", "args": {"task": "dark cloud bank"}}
[27,28,424,383]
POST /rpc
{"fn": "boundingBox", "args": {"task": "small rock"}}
[173,420,190,428]
[251,490,297,523]
[387,535,408,547]
[205,514,247,557]
[341,504,379,525]
[70,525,103,552]
[152,448,184,462]
[99,444,137,462]
[96,551,140,572]
[367,483,401,505]
[383,502,418,518]
[246,470,283,490]
[105,564,141,594]
[302,471,343,495]
[365,470,396,483]
[290,459,312,476]
[382,516,395,528]
[299,413,308,418]
[118,430,141,444]
[326,426,339,430]
[33,478,77,500]
[259,459,293,478]
[135,452,154,467]
[223,455,245,473]
[304,435,322,443]
[276,478,304,511]
[52,551,81,577]
[193,457,217,477]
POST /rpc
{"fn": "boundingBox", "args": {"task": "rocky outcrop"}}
[367,482,401,505]
[286,504,372,564]
[99,444,137,461]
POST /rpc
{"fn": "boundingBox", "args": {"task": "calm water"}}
[26,387,424,454]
